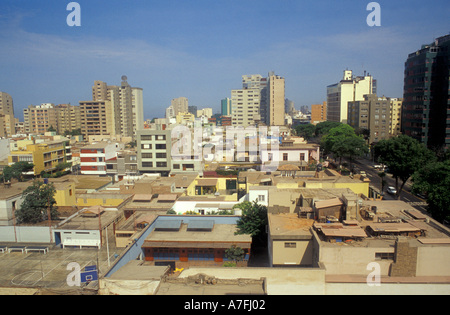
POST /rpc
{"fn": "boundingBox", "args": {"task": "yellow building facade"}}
[8,140,67,176]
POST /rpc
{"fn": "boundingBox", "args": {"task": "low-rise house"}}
[141,216,252,268]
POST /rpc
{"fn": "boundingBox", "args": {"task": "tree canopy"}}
[412,159,450,223]
[233,200,268,243]
[320,124,368,166]
[374,135,436,199]
[16,180,59,224]
[1,162,34,182]
[224,245,246,264]
[295,124,316,140]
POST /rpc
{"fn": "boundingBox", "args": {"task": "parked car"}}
[360,171,367,177]
[387,186,397,195]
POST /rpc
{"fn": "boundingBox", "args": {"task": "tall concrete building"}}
[23,103,58,134]
[171,97,189,116]
[348,94,392,144]
[137,129,172,176]
[311,102,327,125]
[242,74,268,124]
[92,76,144,139]
[221,98,232,116]
[285,99,295,116]
[231,88,260,127]
[0,92,15,137]
[402,34,450,150]
[79,100,112,136]
[390,98,402,137]
[327,70,376,123]
[267,72,285,126]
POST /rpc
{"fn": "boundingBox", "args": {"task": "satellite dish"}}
[121,75,128,81]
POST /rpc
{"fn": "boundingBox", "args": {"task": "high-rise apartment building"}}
[221,98,232,116]
[242,75,268,124]
[402,34,450,150]
[188,106,198,117]
[171,97,189,116]
[327,70,375,123]
[311,102,327,125]
[348,94,392,144]
[390,98,402,137]
[137,129,172,176]
[231,88,260,127]
[0,92,15,137]
[79,101,112,136]
[267,72,285,126]
[92,76,144,139]
[285,99,295,116]
[23,103,58,134]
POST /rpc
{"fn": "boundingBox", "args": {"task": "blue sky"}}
[0,0,449,120]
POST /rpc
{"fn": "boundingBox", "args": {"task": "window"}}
[284,242,296,248]
[155,144,166,150]
[375,253,394,260]
[283,153,288,161]
[258,195,265,202]
[156,153,167,158]
[141,153,153,159]
[141,135,152,141]
[142,162,153,168]
[156,135,166,140]
[156,162,167,168]
[141,144,152,149]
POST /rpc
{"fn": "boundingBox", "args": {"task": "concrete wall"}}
[99,279,161,295]
[0,226,52,243]
[177,267,450,295]
[417,245,450,276]
[179,267,327,295]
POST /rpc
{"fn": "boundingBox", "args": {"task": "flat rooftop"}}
[143,222,252,248]
[268,213,314,240]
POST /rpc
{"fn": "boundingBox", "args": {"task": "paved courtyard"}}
[0,235,123,290]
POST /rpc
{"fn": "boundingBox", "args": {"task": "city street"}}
[349,157,428,213]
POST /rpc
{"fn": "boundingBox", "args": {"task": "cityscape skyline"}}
[1,0,449,120]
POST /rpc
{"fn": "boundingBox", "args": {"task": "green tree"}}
[233,201,268,244]
[321,124,356,155]
[412,160,450,223]
[374,135,436,199]
[321,124,368,167]
[314,121,342,137]
[16,180,59,224]
[295,124,316,140]
[224,245,246,265]
[1,162,34,182]
[64,128,82,137]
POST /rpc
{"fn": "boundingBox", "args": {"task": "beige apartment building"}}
[0,92,16,137]
[92,77,144,139]
[327,70,375,123]
[390,98,402,136]
[231,88,260,127]
[79,100,113,136]
[171,97,189,116]
[268,73,285,126]
[311,102,327,125]
[24,103,81,135]
[347,94,401,143]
